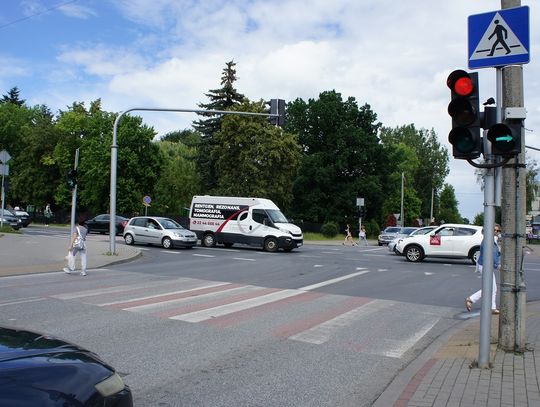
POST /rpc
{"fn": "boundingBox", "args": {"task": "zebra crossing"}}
[48,271,452,358]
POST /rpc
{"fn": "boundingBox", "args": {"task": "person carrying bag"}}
[64,219,89,276]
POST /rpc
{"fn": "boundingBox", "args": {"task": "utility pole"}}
[499,0,526,352]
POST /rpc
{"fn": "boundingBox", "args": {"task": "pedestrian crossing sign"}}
[468,6,529,69]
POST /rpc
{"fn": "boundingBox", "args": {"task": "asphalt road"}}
[3,229,540,406]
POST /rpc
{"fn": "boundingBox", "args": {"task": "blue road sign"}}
[468,6,529,69]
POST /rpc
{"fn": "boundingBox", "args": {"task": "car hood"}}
[274,223,302,235]
[0,326,109,368]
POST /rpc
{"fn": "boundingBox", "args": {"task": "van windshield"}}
[266,209,288,224]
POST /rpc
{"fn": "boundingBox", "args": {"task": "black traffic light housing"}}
[487,120,522,157]
[447,70,482,159]
[269,99,285,126]
[67,169,77,190]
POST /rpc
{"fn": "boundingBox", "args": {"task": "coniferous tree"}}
[1,87,25,107]
[193,61,245,191]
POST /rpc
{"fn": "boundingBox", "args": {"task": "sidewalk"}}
[0,230,140,277]
[374,244,540,407]
[3,231,540,406]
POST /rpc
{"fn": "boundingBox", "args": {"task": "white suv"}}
[395,223,482,263]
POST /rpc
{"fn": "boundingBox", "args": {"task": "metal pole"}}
[400,172,405,226]
[0,171,5,228]
[430,188,434,223]
[478,133,495,368]
[69,149,79,239]
[109,107,281,254]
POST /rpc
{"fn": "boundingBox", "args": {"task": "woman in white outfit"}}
[64,219,88,276]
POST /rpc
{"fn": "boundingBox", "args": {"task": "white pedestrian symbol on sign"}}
[470,12,527,61]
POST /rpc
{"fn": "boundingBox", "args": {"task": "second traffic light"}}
[67,169,77,190]
[487,120,521,157]
[446,70,482,159]
[269,99,285,126]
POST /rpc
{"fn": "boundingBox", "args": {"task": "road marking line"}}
[299,269,369,291]
[98,281,232,307]
[233,257,256,262]
[123,285,249,312]
[51,278,202,300]
[160,251,181,254]
[170,289,300,323]
[289,299,393,344]
[0,297,46,307]
[192,254,215,258]
[314,265,324,268]
[382,318,439,358]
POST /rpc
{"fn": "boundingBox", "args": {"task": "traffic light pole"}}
[69,149,79,240]
[478,137,496,368]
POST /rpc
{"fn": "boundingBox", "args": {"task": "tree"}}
[9,105,60,209]
[438,184,462,224]
[212,100,301,208]
[161,129,201,147]
[153,140,201,215]
[1,87,25,107]
[379,125,449,221]
[285,90,383,224]
[193,61,246,192]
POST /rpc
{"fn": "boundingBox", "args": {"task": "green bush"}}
[365,219,380,239]
[320,222,339,238]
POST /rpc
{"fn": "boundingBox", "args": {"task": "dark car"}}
[86,214,129,235]
[13,207,31,227]
[0,325,133,407]
[0,209,22,230]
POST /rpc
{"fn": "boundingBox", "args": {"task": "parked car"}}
[0,209,22,230]
[12,207,31,227]
[388,226,436,253]
[395,223,483,263]
[123,216,198,249]
[0,325,133,407]
[86,214,129,235]
[378,226,417,246]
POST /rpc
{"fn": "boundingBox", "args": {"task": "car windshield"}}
[384,227,401,234]
[412,227,435,235]
[402,227,418,235]
[158,218,183,229]
[266,209,289,223]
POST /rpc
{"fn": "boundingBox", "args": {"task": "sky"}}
[1,0,538,222]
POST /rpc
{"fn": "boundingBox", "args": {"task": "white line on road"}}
[382,318,439,358]
[160,251,181,254]
[299,269,370,291]
[0,297,47,307]
[170,289,300,323]
[232,257,256,262]
[289,299,394,344]
[192,254,216,258]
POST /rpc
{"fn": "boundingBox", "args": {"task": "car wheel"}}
[202,233,216,247]
[264,237,278,252]
[162,237,172,249]
[470,247,481,264]
[405,245,424,262]
[124,233,134,245]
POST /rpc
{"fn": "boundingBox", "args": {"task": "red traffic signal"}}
[446,70,481,159]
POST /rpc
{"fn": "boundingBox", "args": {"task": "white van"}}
[189,196,303,252]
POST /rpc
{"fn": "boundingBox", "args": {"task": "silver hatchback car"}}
[123,216,197,249]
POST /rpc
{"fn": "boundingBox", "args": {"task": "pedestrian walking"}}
[358,225,368,246]
[44,203,53,226]
[64,219,88,276]
[342,224,357,246]
[465,226,501,314]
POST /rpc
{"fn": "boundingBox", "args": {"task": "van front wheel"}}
[202,233,216,247]
[264,237,278,252]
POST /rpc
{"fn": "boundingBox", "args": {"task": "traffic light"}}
[446,70,482,159]
[67,169,77,189]
[487,120,521,157]
[269,99,285,126]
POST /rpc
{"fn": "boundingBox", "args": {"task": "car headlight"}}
[95,372,125,397]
